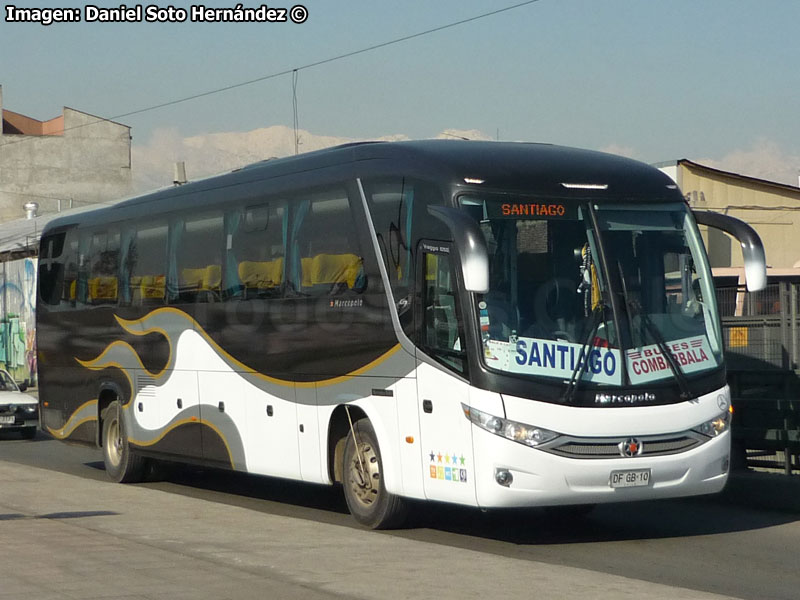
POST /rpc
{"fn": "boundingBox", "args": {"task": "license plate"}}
[610,468,651,488]
[0,415,15,425]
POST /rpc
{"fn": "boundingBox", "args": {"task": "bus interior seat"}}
[130,275,166,303]
[88,276,118,303]
[179,265,221,301]
[302,253,364,294]
[238,259,283,297]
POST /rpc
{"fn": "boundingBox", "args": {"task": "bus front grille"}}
[542,433,705,459]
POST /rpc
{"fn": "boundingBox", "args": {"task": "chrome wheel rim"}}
[106,417,123,467]
[348,441,380,507]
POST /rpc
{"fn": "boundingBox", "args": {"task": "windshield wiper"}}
[561,304,605,404]
[626,299,692,400]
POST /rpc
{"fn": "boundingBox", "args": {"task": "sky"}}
[2,0,800,189]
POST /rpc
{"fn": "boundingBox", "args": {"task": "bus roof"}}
[43,140,683,232]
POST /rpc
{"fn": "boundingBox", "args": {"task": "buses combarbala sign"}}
[626,336,714,384]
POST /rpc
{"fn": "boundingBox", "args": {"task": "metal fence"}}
[716,281,800,473]
[717,282,800,371]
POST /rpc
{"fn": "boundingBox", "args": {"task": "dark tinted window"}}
[363,178,447,334]
[61,235,79,306]
[421,248,466,374]
[128,222,167,305]
[88,229,120,305]
[227,202,287,300]
[173,213,224,303]
[289,187,366,296]
[38,232,66,306]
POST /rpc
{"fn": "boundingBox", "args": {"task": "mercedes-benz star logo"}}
[619,438,643,458]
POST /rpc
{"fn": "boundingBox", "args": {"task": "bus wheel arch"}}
[328,404,367,484]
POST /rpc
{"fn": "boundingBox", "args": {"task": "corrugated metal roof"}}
[0,196,133,259]
[678,159,800,198]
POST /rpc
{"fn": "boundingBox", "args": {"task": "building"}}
[0,85,132,223]
[659,159,800,270]
[0,86,132,384]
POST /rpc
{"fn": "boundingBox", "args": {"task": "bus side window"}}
[88,229,120,305]
[363,178,447,339]
[171,213,224,303]
[362,179,415,291]
[421,250,466,374]
[38,232,66,307]
[61,235,79,306]
[363,177,448,290]
[289,187,366,296]
[73,230,89,305]
[225,201,287,300]
[128,222,168,306]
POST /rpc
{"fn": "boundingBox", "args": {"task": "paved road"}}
[2,430,800,600]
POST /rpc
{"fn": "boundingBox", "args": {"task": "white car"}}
[0,369,37,439]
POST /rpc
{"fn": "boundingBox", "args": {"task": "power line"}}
[292,69,300,155]
[112,0,542,121]
[0,0,541,148]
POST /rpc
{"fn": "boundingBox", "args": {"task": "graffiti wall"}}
[0,258,37,385]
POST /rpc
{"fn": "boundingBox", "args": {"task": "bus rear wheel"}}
[343,418,408,529]
[102,400,146,483]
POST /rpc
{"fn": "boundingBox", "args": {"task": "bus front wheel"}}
[343,418,408,529]
[102,400,146,483]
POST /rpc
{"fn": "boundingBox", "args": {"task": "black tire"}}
[343,418,408,529]
[20,427,36,440]
[102,400,147,483]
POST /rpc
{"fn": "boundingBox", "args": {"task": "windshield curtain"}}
[460,195,723,390]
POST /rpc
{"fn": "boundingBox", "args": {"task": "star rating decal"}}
[428,450,468,483]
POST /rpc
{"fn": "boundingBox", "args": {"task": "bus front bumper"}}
[471,426,730,508]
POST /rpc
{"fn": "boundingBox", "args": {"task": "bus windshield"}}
[460,196,723,390]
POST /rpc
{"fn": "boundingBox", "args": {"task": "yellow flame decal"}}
[128,418,235,470]
[70,307,404,467]
[110,307,402,388]
[46,399,98,439]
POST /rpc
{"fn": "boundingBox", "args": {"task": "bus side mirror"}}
[427,206,489,293]
[692,210,767,292]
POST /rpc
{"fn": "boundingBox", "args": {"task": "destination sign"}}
[484,337,622,385]
[486,201,578,220]
[626,335,716,384]
[484,334,718,386]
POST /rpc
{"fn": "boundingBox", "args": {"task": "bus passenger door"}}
[415,246,477,505]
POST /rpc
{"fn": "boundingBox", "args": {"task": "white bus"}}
[36,140,766,528]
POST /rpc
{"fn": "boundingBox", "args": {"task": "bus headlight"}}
[462,404,560,447]
[692,411,731,438]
